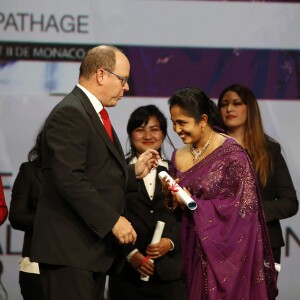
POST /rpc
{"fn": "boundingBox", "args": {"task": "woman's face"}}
[170,105,203,145]
[131,116,164,156]
[219,91,248,131]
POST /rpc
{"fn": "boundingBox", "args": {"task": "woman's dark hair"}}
[168,87,224,129]
[126,105,174,160]
[217,83,272,186]
[28,130,42,167]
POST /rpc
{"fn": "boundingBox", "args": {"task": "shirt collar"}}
[77,83,103,114]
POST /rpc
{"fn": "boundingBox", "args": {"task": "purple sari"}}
[170,138,278,300]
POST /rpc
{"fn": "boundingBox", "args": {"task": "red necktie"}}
[100,108,114,142]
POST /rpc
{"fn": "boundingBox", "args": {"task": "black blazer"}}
[9,161,42,257]
[259,138,298,250]
[119,164,183,283]
[31,86,131,273]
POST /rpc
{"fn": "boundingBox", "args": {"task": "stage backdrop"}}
[1,0,299,299]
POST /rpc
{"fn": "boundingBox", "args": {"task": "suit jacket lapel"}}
[112,128,126,162]
[140,178,149,199]
[72,86,127,175]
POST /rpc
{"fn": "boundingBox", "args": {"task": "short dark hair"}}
[127,105,167,137]
[126,105,174,160]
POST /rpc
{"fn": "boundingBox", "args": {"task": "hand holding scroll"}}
[146,237,173,259]
[140,220,165,281]
[159,171,197,210]
[130,252,154,277]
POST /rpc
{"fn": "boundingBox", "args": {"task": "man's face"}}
[101,51,130,107]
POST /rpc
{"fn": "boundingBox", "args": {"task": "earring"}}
[129,146,134,157]
[160,145,165,161]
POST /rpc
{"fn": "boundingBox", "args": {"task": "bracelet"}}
[138,255,150,269]
[164,197,178,211]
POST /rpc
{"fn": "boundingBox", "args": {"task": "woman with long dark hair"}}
[218,83,298,268]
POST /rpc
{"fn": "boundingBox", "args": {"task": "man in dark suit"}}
[31,45,159,300]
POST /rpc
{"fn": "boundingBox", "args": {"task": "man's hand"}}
[112,216,137,244]
[135,149,160,179]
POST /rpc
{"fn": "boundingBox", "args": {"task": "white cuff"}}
[168,239,175,251]
[127,249,139,262]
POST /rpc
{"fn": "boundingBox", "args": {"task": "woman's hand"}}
[146,238,173,259]
[161,175,172,197]
[129,252,154,276]
[162,176,190,209]
[161,176,179,210]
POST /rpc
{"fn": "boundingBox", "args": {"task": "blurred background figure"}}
[9,131,44,300]
[109,105,187,300]
[0,176,8,300]
[0,260,8,300]
[218,83,299,269]
[0,176,8,226]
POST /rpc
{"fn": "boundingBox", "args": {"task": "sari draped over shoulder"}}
[170,138,278,300]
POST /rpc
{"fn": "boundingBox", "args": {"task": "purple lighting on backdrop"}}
[124,47,300,100]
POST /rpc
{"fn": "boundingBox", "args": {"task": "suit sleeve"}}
[262,143,299,222]
[126,164,139,191]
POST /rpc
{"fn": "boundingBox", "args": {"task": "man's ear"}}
[95,68,105,86]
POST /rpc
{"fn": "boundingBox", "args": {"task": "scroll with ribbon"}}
[140,220,165,282]
[158,171,197,211]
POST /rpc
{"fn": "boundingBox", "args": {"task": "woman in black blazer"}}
[109,105,187,300]
[9,132,44,300]
[218,84,299,267]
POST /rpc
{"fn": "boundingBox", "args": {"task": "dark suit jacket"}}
[117,164,183,283]
[9,161,42,257]
[259,138,298,252]
[31,86,131,273]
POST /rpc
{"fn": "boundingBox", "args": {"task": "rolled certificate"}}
[158,171,197,210]
[140,221,165,282]
[150,220,165,244]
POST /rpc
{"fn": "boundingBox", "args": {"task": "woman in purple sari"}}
[164,87,278,299]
